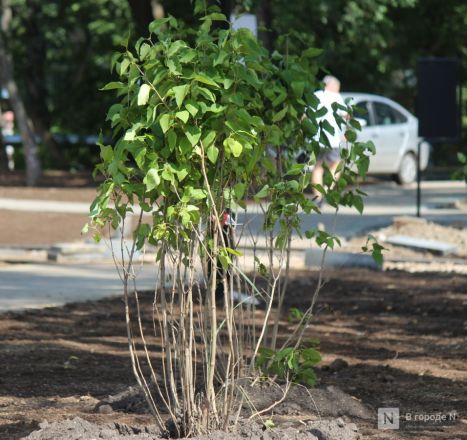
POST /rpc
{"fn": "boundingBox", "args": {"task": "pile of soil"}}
[349,216,467,258]
[1,268,466,439]
[344,216,467,273]
[22,417,361,440]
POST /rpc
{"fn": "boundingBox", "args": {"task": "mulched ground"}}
[1,268,466,439]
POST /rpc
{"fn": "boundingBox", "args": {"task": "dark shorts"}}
[318,147,341,164]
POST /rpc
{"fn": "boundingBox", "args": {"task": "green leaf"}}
[100,81,125,91]
[214,50,229,66]
[202,131,216,147]
[233,182,246,199]
[159,114,172,133]
[176,110,190,123]
[218,252,232,269]
[225,138,242,157]
[345,130,357,143]
[291,81,305,97]
[272,90,286,107]
[223,78,234,89]
[167,130,177,150]
[172,84,189,108]
[143,169,160,191]
[167,40,187,57]
[148,17,171,33]
[186,126,201,146]
[255,185,270,199]
[352,194,364,214]
[357,156,370,177]
[161,165,174,182]
[272,105,288,123]
[179,137,192,155]
[179,48,196,63]
[190,188,207,199]
[191,73,219,88]
[100,145,113,162]
[201,12,227,22]
[139,42,151,60]
[185,101,199,117]
[137,84,151,106]
[119,58,130,75]
[207,145,219,163]
[124,129,136,141]
[197,87,216,102]
[301,348,321,364]
[176,167,188,181]
[303,47,323,57]
[167,59,182,75]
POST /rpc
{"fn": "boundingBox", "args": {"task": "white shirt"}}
[314,89,346,148]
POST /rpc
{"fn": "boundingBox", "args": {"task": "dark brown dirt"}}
[1,269,466,439]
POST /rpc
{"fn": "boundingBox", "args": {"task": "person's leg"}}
[328,159,341,181]
[311,160,324,200]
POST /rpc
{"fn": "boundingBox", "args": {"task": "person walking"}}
[311,75,347,207]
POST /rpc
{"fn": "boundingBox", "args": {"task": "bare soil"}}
[0,211,90,246]
[1,269,466,439]
[0,173,97,246]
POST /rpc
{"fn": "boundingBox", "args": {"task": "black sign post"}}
[416,57,462,217]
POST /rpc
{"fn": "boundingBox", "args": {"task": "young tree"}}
[90,2,374,436]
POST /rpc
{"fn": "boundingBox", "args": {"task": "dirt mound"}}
[348,216,467,259]
[93,384,371,422]
[244,384,372,420]
[21,417,160,440]
[21,417,361,440]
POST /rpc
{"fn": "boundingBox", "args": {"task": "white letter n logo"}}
[378,408,400,430]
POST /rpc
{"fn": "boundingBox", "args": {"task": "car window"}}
[390,107,408,124]
[374,102,407,125]
[355,101,372,126]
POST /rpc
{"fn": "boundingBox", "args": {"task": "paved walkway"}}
[0,263,156,312]
[0,180,465,312]
[1,181,465,239]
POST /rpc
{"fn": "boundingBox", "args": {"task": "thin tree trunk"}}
[257,0,275,52]
[23,0,63,167]
[0,106,7,171]
[0,139,7,171]
[0,0,41,185]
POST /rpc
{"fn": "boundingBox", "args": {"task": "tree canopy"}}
[1,0,465,176]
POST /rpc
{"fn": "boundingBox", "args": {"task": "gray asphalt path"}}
[0,180,465,312]
[238,180,467,238]
[0,263,156,312]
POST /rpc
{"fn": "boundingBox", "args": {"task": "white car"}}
[341,93,430,184]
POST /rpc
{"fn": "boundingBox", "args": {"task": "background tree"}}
[6,0,133,169]
[1,0,465,175]
[1,0,41,185]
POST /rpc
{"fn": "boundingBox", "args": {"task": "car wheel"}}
[396,152,417,185]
